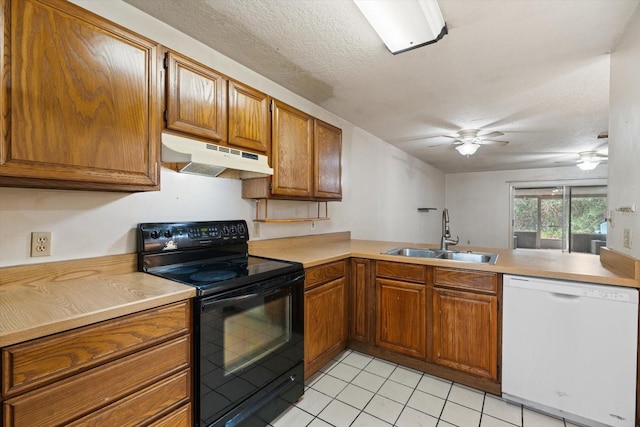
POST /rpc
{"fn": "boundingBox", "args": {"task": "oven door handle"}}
[200,273,303,311]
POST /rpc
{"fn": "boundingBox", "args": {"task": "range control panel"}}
[138,220,249,253]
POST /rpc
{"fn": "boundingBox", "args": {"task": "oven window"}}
[224,295,290,374]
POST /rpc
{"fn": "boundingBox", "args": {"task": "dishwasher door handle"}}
[550,292,581,301]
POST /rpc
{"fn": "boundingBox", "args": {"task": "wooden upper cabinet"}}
[271,100,314,198]
[228,80,270,154]
[0,0,161,191]
[314,120,342,200]
[165,51,227,141]
[243,99,342,201]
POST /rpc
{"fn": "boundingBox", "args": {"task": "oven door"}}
[195,271,304,427]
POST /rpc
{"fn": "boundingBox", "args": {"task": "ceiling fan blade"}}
[479,139,509,146]
[478,131,504,139]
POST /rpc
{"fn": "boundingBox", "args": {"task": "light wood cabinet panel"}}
[376,278,426,359]
[433,268,498,294]
[165,51,227,141]
[151,403,192,427]
[2,301,190,397]
[314,120,342,200]
[306,260,346,289]
[271,100,314,198]
[1,301,192,427]
[350,258,373,344]
[0,0,161,191]
[430,288,498,380]
[228,80,270,153]
[376,261,426,284]
[66,370,190,427]
[3,335,190,427]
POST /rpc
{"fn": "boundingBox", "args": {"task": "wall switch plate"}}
[623,228,632,249]
[253,222,260,238]
[31,232,51,257]
[311,221,316,230]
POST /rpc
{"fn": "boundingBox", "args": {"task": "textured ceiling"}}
[123,0,639,173]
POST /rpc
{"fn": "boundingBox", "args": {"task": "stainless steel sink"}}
[383,248,440,258]
[437,251,498,264]
[382,247,498,264]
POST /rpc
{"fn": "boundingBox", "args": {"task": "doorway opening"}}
[511,185,607,254]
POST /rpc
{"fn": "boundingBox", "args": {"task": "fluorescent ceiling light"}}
[354,0,447,54]
[577,160,600,171]
[455,142,480,156]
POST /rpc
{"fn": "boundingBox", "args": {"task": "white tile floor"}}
[270,349,581,427]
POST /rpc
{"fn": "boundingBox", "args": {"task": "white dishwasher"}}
[502,274,638,427]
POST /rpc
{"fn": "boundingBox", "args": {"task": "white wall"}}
[609,5,640,258]
[0,0,445,267]
[445,166,607,249]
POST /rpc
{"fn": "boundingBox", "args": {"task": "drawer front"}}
[67,370,190,427]
[2,301,190,397]
[376,261,426,283]
[151,403,192,427]
[3,335,190,427]
[305,260,346,289]
[433,268,498,294]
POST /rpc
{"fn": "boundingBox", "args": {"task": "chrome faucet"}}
[441,208,459,251]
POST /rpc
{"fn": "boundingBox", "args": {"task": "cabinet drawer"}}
[433,268,498,294]
[2,335,190,427]
[376,261,426,283]
[66,369,190,427]
[151,403,192,427]
[305,260,346,289]
[2,301,190,398]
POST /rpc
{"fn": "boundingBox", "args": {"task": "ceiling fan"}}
[557,151,609,170]
[432,129,509,156]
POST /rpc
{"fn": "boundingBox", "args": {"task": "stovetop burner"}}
[190,270,238,283]
[137,220,304,297]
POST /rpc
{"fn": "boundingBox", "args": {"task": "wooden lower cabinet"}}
[375,278,426,359]
[430,288,498,380]
[428,268,500,382]
[1,301,192,426]
[304,260,348,378]
[349,258,373,344]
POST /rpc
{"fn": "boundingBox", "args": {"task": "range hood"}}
[161,133,273,179]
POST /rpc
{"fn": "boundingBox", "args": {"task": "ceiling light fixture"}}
[455,141,480,156]
[577,160,600,171]
[354,0,447,54]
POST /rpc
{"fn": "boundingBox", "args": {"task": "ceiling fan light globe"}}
[456,143,480,156]
[577,160,599,170]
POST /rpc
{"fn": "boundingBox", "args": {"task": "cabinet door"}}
[304,277,347,376]
[431,288,498,380]
[314,120,342,200]
[0,0,160,191]
[376,278,426,359]
[166,51,227,141]
[228,80,270,154]
[350,258,372,344]
[271,100,314,198]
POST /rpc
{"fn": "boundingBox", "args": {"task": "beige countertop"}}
[0,254,196,347]
[2,234,637,348]
[249,233,640,289]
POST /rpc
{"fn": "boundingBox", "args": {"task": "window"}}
[512,185,607,254]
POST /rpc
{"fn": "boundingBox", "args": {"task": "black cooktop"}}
[137,220,303,296]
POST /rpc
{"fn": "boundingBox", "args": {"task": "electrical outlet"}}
[31,232,51,257]
[623,228,632,249]
[311,221,316,230]
[253,222,260,238]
